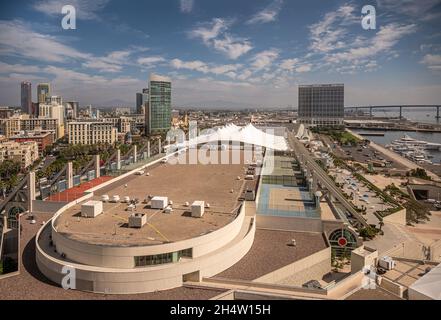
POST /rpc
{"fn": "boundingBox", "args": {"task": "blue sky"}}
[0,0,440,109]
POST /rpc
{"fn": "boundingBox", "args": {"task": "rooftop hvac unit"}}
[164,206,173,214]
[151,196,168,209]
[81,200,103,218]
[128,213,147,228]
[378,256,395,270]
[191,201,205,218]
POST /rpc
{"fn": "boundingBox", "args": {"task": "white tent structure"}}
[174,124,289,151]
[408,263,441,300]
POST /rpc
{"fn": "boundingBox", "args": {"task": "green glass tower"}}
[146,74,171,135]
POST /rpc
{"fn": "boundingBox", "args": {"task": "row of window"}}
[134,248,193,267]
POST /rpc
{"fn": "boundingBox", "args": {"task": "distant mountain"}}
[96,99,133,108]
[177,100,259,110]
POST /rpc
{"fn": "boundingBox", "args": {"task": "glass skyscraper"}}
[21,81,32,114]
[37,83,51,103]
[146,74,171,135]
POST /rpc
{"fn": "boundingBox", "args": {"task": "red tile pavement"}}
[46,176,113,203]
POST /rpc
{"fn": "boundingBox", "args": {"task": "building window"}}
[134,248,193,267]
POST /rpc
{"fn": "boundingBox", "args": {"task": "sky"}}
[0,0,440,109]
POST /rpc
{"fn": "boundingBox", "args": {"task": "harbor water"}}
[353,130,441,164]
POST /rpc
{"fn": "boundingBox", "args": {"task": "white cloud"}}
[421,54,441,70]
[306,4,417,74]
[170,58,241,77]
[250,50,279,71]
[137,56,166,67]
[279,58,299,72]
[295,64,312,73]
[189,18,253,59]
[180,0,194,13]
[170,59,209,73]
[247,0,283,24]
[0,62,42,74]
[189,18,229,43]
[325,23,417,64]
[0,20,90,63]
[212,36,253,59]
[33,0,110,20]
[308,4,358,53]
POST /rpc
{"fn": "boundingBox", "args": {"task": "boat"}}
[390,135,441,151]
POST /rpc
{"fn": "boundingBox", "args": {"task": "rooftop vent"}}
[81,200,103,218]
[128,213,146,228]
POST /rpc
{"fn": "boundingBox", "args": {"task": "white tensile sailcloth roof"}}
[184,124,288,151]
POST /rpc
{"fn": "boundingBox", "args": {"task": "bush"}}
[407,168,431,181]
[359,226,379,240]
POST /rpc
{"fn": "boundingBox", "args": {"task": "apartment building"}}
[0,115,61,139]
[68,121,117,145]
[9,130,54,153]
[0,140,39,168]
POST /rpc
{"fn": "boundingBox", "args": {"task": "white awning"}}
[181,124,288,151]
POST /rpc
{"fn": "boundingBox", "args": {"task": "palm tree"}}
[379,219,385,231]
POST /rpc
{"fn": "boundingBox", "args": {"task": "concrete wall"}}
[254,247,331,286]
[430,239,441,262]
[327,271,365,299]
[36,202,256,294]
[408,184,441,200]
[383,208,407,226]
[256,215,323,232]
[378,277,404,298]
[383,241,429,260]
[351,246,378,274]
[51,203,246,269]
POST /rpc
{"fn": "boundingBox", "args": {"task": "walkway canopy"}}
[172,124,289,151]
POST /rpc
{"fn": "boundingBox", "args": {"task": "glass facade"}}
[134,248,193,267]
[147,79,171,135]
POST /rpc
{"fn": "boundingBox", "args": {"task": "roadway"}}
[288,132,369,228]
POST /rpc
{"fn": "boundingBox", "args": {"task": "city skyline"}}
[0,0,440,109]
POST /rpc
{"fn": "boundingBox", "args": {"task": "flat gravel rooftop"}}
[55,151,252,246]
[214,229,328,281]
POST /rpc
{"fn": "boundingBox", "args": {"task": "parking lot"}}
[329,168,394,226]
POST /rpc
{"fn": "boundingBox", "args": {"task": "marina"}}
[353,130,441,165]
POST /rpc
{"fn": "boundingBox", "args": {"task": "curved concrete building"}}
[35,151,257,294]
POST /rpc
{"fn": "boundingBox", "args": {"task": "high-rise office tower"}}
[21,81,32,114]
[136,88,149,114]
[298,84,344,127]
[37,83,51,103]
[65,101,79,119]
[145,74,171,135]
